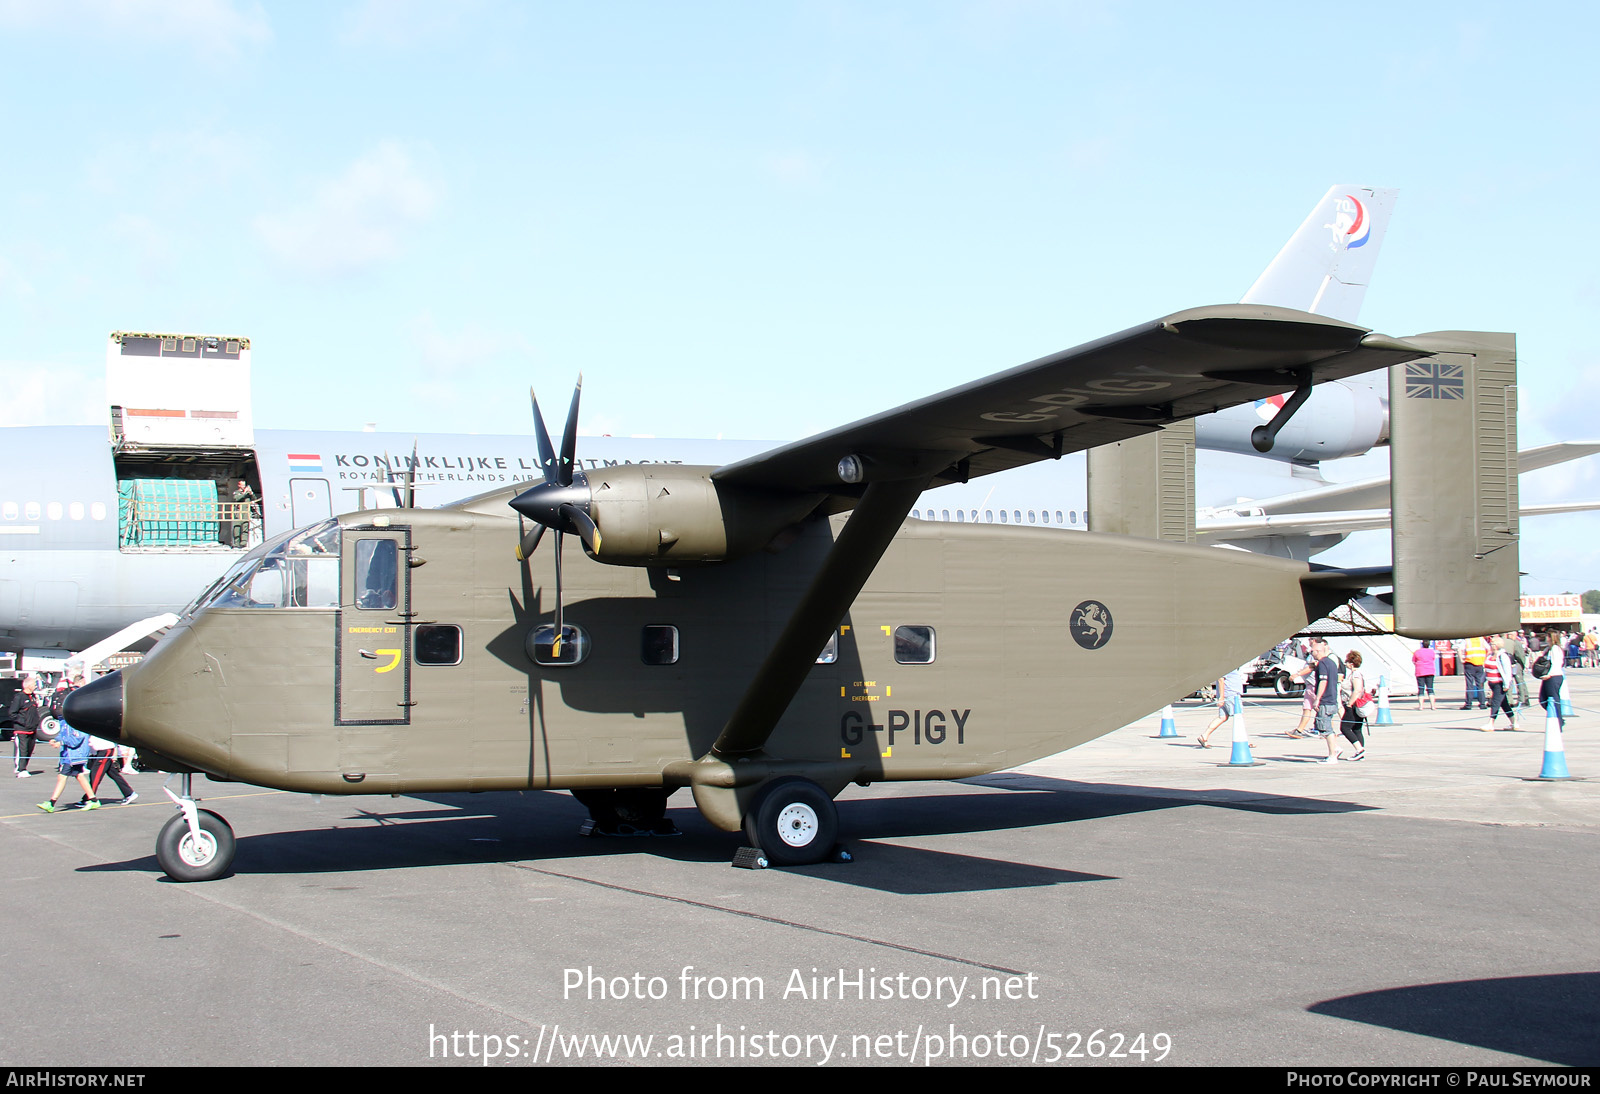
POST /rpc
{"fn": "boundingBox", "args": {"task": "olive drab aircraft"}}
[65,304,1521,880]
[0,184,1472,657]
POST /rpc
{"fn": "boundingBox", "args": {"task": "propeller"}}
[510,376,601,654]
[402,439,418,509]
[380,440,420,509]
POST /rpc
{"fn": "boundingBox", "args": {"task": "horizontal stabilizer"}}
[1197,500,1600,545]
[1242,441,1600,517]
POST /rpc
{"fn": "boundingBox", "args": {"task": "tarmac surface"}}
[2,671,1595,1067]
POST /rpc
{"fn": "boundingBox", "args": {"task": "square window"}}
[416,624,462,666]
[894,625,935,665]
[641,625,679,665]
[527,624,588,666]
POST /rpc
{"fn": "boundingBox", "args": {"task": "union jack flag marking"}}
[1404,359,1465,400]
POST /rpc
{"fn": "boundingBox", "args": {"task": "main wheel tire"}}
[1274,673,1296,698]
[742,778,837,866]
[156,809,236,882]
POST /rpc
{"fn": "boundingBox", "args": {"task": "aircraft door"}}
[336,527,411,730]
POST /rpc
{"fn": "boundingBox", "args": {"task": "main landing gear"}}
[155,774,236,882]
[740,777,846,868]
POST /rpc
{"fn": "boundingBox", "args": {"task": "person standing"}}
[1533,630,1565,730]
[1504,631,1532,709]
[1482,636,1519,732]
[86,733,136,804]
[1308,637,1343,764]
[8,675,42,777]
[1197,662,1250,748]
[1412,641,1438,712]
[1461,635,1490,710]
[1339,650,1369,760]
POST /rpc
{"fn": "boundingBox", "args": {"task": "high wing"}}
[712,304,1424,508]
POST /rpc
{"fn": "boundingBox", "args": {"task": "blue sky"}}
[2,0,1597,590]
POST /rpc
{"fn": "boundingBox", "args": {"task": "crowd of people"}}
[1199,626,1584,764]
[5,669,138,811]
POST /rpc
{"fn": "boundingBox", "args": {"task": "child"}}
[36,720,99,813]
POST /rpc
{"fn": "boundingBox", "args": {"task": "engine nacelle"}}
[584,465,821,565]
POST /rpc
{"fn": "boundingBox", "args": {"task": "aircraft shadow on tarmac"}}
[77,776,1363,894]
[1309,972,1600,1066]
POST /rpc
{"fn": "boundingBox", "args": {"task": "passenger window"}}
[816,632,838,665]
[894,625,935,665]
[1056,510,1063,524]
[984,510,993,523]
[415,624,462,666]
[354,539,398,610]
[941,509,949,521]
[641,625,679,665]
[526,624,589,666]
[999,510,1007,523]
[1028,510,1036,523]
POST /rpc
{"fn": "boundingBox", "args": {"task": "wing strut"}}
[710,475,930,758]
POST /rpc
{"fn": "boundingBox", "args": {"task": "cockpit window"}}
[191,519,343,612]
[354,539,399,610]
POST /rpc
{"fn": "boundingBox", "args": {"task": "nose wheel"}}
[155,775,236,882]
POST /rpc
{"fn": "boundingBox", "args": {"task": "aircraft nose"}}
[63,672,123,742]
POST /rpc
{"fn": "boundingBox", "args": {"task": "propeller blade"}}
[558,502,602,555]
[530,387,558,485]
[403,439,418,508]
[551,530,565,656]
[516,516,545,561]
[384,452,403,508]
[558,374,582,487]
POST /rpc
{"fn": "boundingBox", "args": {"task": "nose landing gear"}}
[155,774,236,882]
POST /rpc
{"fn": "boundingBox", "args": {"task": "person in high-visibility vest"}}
[1461,635,1490,711]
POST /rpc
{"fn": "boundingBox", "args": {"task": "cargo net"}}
[1300,598,1392,637]
[117,479,258,548]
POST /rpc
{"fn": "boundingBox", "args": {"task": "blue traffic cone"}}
[1374,674,1395,726]
[1158,705,1179,738]
[1225,696,1258,766]
[1537,700,1573,780]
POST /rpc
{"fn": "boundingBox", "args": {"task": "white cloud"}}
[255,142,440,277]
[410,310,532,376]
[340,0,486,48]
[0,361,105,426]
[0,0,270,58]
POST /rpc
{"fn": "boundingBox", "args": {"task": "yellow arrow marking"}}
[373,649,402,673]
